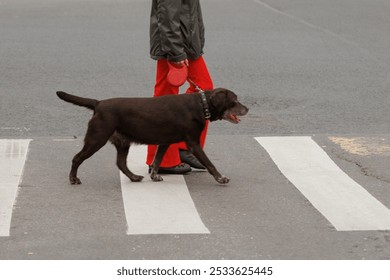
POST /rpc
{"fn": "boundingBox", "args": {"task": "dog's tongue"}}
[229,114,240,123]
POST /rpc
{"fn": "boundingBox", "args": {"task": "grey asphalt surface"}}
[1,0,390,259]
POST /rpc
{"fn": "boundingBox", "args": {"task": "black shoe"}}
[148,163,192,174]
[179,150,206,169]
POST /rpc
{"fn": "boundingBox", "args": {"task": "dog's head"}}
[208,88,249,123]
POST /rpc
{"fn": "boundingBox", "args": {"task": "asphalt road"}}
[1,0,390,260]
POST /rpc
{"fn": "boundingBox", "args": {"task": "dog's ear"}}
[209,88,228,108]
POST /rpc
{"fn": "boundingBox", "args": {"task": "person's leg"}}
[186,56,214,93]
[178,56,214,150]
[146,59,182,168]
[177,56,213,169]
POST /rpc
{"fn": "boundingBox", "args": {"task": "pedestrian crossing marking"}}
[256,136,390,231]
[0,139,31,237]
[120,145,210,235]
[2,137,390,236]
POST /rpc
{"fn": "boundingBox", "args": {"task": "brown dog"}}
[56,88,248,184]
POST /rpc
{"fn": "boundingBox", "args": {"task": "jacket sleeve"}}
[197,2,205,50]
[156,0,187,62]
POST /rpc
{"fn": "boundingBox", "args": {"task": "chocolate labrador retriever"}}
[56,88,248,184]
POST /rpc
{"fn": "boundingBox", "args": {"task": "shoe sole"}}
[148,166,192,175]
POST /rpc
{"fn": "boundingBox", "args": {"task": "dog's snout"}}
[238,102,249,115]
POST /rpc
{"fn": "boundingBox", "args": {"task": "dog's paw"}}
[216,176,230,184]
[130,175,144,182]
[151,174,163,182]
[70,176,82,185]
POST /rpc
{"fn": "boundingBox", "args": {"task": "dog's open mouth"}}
[227,114,241,124]
[223,112,242,124]
[222,102,248,124]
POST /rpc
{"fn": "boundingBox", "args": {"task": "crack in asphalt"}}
[334,152,390,185]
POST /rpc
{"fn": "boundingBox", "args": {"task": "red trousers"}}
[146,56,214,167]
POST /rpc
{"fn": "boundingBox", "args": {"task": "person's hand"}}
[171,59,189,68]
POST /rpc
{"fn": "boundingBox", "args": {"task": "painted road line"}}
[255,136,390,231]
[0,139,31,236]
[120,145,210,235]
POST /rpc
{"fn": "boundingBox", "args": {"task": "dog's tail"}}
[56,91,98,110]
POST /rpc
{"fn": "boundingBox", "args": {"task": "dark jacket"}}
[150,0,205,62]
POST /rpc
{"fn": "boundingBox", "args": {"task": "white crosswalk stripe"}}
[256,136,390,231]
[120,145,209,235]
[0,139,31,236]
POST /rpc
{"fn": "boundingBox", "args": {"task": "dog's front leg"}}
[186,142,230,184]
[150,144,170,182]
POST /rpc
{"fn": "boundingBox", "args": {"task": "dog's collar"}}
[188,78,211,120]
[200,91,211,120]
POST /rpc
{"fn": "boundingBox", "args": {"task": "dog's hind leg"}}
[69,117,114,185]
[150,144,170,182]
[111,135,144,182]
[70,140,108,185]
